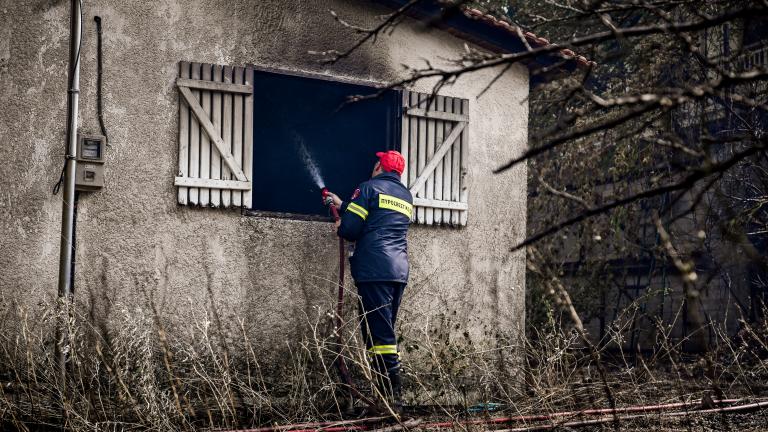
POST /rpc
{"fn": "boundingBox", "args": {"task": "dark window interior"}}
[743,17,768,47]
[252,70,401,217]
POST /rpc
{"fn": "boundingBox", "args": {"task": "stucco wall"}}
[0,0,528,375]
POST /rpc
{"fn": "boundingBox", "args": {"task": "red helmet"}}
[375,150,405,175]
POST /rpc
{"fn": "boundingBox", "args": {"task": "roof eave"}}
[370,0,593,81]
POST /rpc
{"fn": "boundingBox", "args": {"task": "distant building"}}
[528,16,767,352]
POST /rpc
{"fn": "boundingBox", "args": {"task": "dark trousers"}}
[357,281,406,377]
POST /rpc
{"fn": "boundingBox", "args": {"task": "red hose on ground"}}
[422,398,744,428]
[493,400,768,432]
[224,398,750,432]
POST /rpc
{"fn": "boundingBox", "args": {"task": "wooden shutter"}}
[401,90,469,226]
[176,62,253,208]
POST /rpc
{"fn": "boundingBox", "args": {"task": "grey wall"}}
[0,0,528,374]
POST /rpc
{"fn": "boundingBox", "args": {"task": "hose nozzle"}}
[321,188,331,206]
[321,188,340,221]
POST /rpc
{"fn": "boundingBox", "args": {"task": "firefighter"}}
[324,150,412,412]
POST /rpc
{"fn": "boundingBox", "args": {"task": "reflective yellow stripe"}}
[349,202,369,217]
[368,344,398,355]
[347,202,368,220]
[378,194,412,219]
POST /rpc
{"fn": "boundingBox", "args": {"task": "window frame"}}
[244,64,402,221]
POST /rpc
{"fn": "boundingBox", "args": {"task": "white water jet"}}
[293,132,325,189]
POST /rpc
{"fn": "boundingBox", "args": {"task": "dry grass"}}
[0,293,766,431]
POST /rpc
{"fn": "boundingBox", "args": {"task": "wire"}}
[67,0,83,80]
[52,155,77,195]
[53,0,84,195]
[94,15,110,144]
[52,160,68,194]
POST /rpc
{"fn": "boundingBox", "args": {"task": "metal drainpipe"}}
[56,0,81,398]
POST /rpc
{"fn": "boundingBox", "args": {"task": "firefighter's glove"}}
[324,191,342,209]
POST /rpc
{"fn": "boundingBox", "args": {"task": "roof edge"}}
[461,7,594,68]
[370,0,594,78]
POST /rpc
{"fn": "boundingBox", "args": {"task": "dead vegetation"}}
[0,289,766,431]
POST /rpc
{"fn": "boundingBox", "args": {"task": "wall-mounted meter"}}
[75,134,106,191]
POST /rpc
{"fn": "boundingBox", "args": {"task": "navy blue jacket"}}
[337,172,413,283]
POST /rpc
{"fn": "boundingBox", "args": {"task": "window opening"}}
[251,70,401,218]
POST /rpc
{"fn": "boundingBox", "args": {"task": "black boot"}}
[388,369,404,416]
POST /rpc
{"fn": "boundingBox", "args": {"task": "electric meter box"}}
[75,134,106,191]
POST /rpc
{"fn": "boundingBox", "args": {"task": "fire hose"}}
[221,398,766,432]
[323,189,378,410]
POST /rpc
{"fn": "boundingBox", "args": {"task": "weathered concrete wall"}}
[0,0,527,371]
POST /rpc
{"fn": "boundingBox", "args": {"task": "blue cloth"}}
[337,171,413,283]
[357,281,406,374]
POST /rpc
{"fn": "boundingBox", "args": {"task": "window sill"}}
[242,209,334,223]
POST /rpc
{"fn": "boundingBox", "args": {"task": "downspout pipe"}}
[56,0,82,389]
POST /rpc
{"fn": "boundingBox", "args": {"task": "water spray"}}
[294,132,326,189]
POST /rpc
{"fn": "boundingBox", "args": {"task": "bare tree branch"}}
[512,139,766,251]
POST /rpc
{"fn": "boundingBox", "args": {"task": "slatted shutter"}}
[176,61,253,208]
[401,90,469,226]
